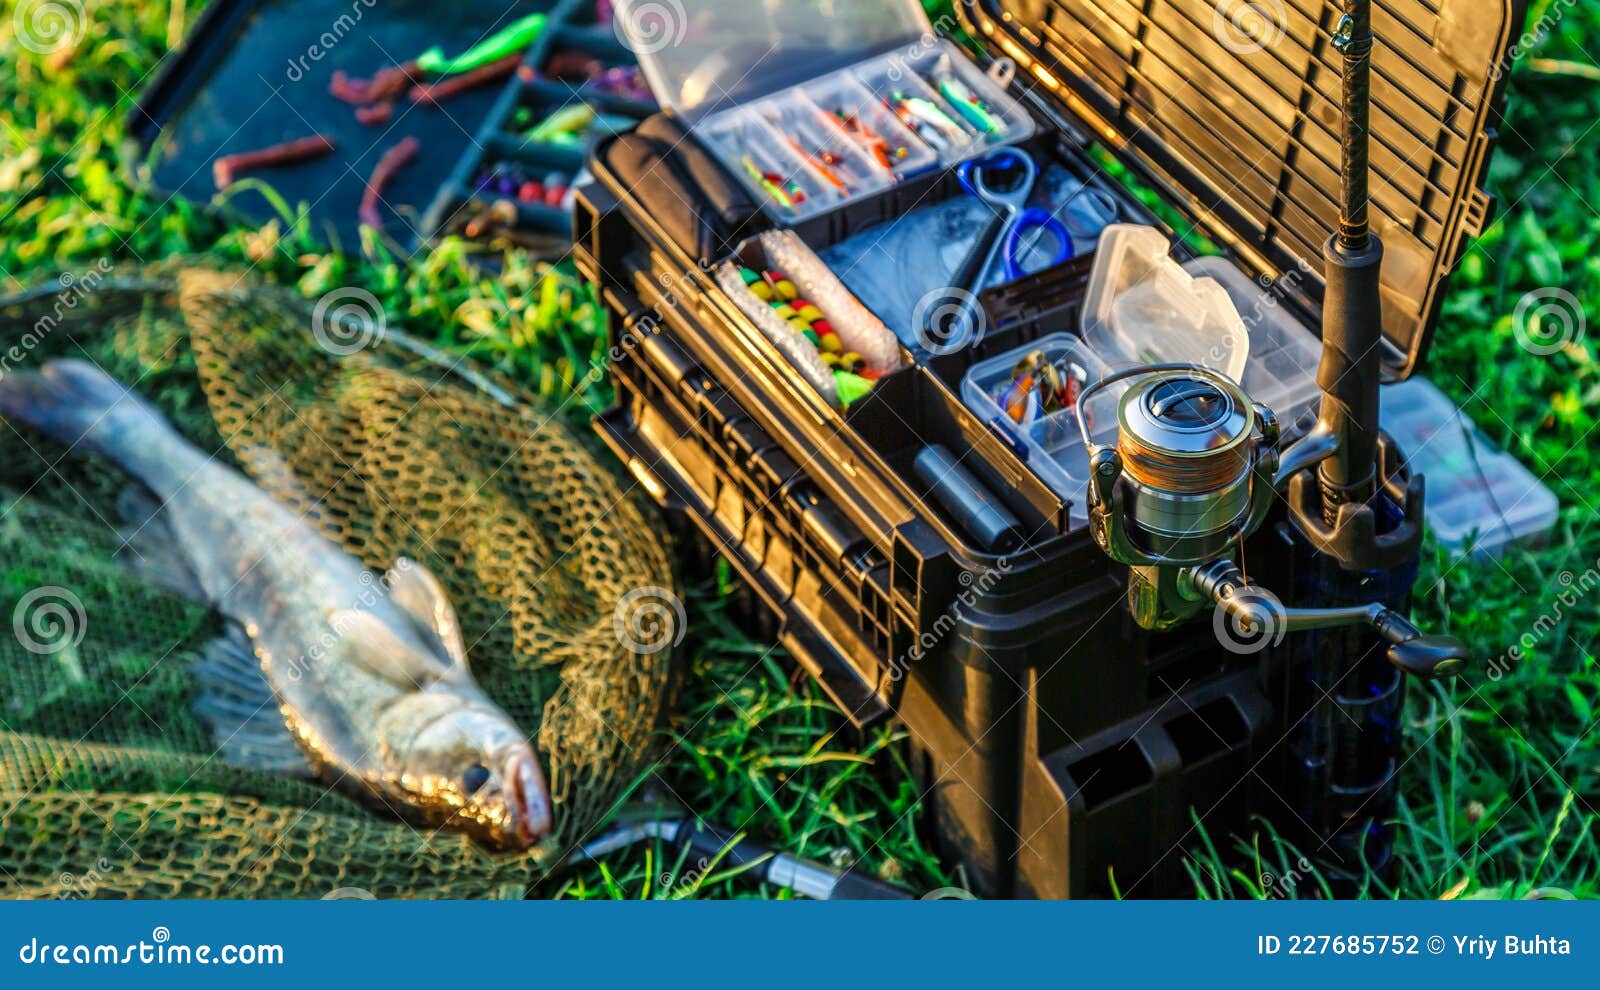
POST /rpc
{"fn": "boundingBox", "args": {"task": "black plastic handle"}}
[1387,634,1469,681]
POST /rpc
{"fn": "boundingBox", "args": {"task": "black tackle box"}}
[575,0,1525,897]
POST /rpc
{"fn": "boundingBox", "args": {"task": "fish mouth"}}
[503,749,552,846]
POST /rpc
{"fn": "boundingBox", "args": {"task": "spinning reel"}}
[1077,364,1466,681]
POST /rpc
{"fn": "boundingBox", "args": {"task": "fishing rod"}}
[1277,0,1383,520]
[568,818,913,900]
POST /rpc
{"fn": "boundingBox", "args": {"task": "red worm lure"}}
[408,53,523,106]
[329,60,421,105]
[212,134,335,190]
[355,102,394,127]
[359,136,422,230]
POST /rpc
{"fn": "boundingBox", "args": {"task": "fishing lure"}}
[589,65,652,104]
[359,136,421,230]
[463,198,519,239]
[415,12,548,76]
[355,102,393,127]
[999,350,1087,424]
[888,92,965,149]
[329,60,420,105]
[742,156,805,210]
[212,134,335,190]
[831,110,906,171]
[410,53,523,105]
[739,267,876,404]
[938,76,1004,135]
[786,138,851,192]
[526,104,597,146]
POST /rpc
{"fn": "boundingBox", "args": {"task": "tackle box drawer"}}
[596,283,906,724]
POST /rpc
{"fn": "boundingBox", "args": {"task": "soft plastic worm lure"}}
[359,136,421,229]
[409,53,523,105]
[414,13,548,76]
[212,134,335,189]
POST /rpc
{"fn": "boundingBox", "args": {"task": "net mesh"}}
[0,266,676,899]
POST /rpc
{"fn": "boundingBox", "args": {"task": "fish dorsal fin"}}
[331,608,448,688]
[385,558,468,670]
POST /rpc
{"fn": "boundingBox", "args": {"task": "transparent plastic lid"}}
[613,0,931,115]
[1082,225,1250,382]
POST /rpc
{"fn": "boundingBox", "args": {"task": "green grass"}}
[2,0,1597,899]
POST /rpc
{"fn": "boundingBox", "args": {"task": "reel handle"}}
[1189,560,1468,681]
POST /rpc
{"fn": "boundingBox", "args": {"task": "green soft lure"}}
[834,371,875,407]
[938,78,1002,135]
[527,104,596,145]
[416,13,548,76]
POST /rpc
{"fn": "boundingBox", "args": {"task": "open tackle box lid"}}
[960,0,1527,379]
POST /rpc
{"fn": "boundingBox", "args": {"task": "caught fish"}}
[0,360,552,850]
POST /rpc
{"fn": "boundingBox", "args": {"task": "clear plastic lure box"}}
[1381,377,1559,557]
[618,0,1033,222]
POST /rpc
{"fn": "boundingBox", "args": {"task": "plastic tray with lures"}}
[128,0,655,256]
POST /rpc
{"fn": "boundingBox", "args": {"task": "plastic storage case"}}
[578,0,1527,897]
[617,0,1033,221]
[960,332,1119,528]
[1381,377,1560,557]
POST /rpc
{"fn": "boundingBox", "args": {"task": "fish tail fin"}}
[0,359,170,462]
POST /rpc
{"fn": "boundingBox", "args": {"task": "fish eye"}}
[461,763,491,795]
